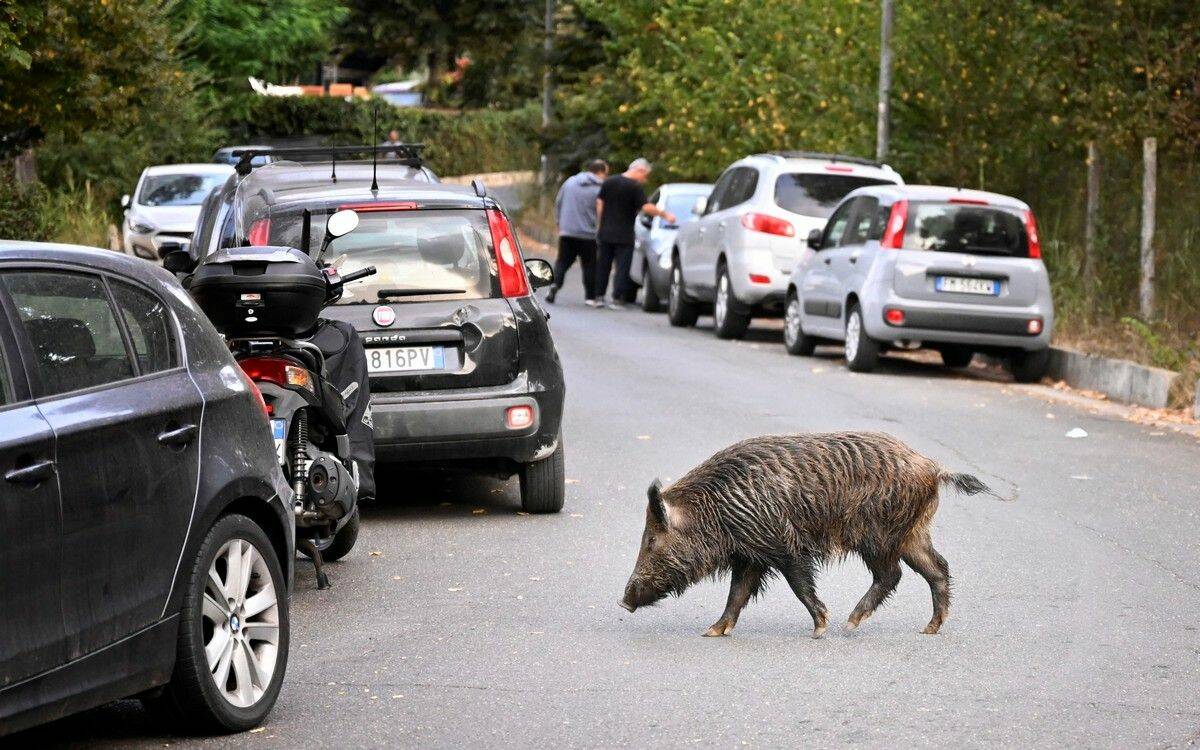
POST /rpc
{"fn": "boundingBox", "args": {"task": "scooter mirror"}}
[326,209,360,240]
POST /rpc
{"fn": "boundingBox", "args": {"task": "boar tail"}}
[938,471,1003,500]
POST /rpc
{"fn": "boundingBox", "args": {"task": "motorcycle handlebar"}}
[339,266,377,285]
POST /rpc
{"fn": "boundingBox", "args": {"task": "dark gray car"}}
[630,182,712,312]
[0,242,294,736]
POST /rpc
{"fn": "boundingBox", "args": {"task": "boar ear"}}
[647,479,666,525]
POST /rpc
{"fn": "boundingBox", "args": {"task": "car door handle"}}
[158,424,198,447]
[849,255,859,264]
[823,257,832,265]
[5,459,55,486]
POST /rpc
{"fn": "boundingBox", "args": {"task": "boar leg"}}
[846,553,902,630]
[703,559,764,637]
[780,558,828,638]
[901,534,951,634]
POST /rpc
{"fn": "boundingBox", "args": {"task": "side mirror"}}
[807,228,823,250]
[524,258,555,290]
[692,196,708,216]
[326,209,360,239]
[121,194,131,209]
[157,240,185,259]
[161,246,196,274]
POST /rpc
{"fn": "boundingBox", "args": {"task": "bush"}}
[0,167,48,241]
[224,96,540,176]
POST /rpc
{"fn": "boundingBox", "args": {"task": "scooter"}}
[188,210,374,588]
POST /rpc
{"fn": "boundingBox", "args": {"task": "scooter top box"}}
[189,245,327,338]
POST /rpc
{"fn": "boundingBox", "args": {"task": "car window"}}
[775,173,894,218]
[3,271,135,397]
[725,168,758,209]
[707,170,737,214]
[842,197,880,246]
[820,201,856,249]
[663,192,708,224]
[868,202,891,241]
[0,337,10,405]
[138,173,230,207]
[109,280,177,373]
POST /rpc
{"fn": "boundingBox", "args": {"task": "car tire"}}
[520,436,565,513]
[844,304,880,372]
[712,265,751,340]
[667,259,699,328]
[305,507,360,563]
[784,292,818,356]
[1009,348,1050,383]
[154,513,288,733]
[641,267,662,313]
[938,346,975,368]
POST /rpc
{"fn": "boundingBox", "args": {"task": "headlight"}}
[129,219,156,234]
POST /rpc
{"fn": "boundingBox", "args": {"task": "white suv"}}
[668,152,903,338]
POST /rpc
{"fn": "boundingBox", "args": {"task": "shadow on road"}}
[362,465,524,524]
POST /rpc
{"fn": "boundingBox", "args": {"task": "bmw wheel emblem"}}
[373,305,396,327]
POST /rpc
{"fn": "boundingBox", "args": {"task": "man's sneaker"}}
[545,285,558,304]
[606,300,626,310]
[584,298,601,307]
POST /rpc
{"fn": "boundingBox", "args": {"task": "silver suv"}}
[668,152,903,338]
[783,184,1054,382]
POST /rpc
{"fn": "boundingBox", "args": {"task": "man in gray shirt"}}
[547,159,608,305]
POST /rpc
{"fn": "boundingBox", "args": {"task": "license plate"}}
[935,276,999,296]
[366,346,445,373]
[271,418,287,465]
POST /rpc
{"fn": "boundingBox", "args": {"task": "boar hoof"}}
[811,625,827,639]
[843,621,859,632]
[703,621,734,637]
[920,623,941,635]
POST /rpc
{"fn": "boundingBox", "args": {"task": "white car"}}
[122,163,234,260]
[669,152,903,338]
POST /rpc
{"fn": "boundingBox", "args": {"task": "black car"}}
[189,146,567,512]
[0,242,293,735]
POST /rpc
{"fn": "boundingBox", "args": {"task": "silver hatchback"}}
[784,185,1054,382]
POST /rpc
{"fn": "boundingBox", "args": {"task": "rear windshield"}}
[904,203,1029,256]
[139,173,230,206]
[266,209,496,303]
[774,173,893,218]
[663,193,708,225]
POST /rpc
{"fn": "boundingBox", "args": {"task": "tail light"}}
[240,357,315,394]
[884,308,906,326]
[1023,210,1042,259]
[505,405,534,430]
[486,208,529,298]
[748,274,771,285]
[880,200,908,249]
[1027,318,1043,334]
[741,212,795,237]
[235,365,270,417]
[248,218,271,246]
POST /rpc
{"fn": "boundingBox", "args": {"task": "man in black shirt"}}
[595,158,676,309]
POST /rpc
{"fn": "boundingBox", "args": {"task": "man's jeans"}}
[595,241,634,301]
[553,235,597,300]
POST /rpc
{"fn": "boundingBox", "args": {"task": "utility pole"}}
[1139,137,1157,320]
[540,0,556,189]
[1083,141,1100,294]
[875,0,894,163]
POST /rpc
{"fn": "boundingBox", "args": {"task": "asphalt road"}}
[24,281,1200,749]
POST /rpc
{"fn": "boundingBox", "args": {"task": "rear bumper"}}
[370,375,562,465]
[863,296,1054,351]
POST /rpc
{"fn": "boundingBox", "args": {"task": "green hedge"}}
[225,97,540,177]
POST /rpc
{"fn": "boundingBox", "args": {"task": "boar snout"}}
[618,600,635,612]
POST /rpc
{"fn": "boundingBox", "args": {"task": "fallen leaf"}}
[1070,475,1090,480]
[636,435,651,440]
[529,576,543,581]
[811,367,826,373]
[448,587,464,592]
[472,508,486,515]
[1066,428,1088,439]
[569,513,582,518]
[369,550,382,557]
[516,511,530,516]
[392,576,402,581]
[1045,413,1055,419]
[565,478,580,484]
[250,727,266,733]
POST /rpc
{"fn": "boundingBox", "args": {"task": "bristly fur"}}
[622,432,999,635]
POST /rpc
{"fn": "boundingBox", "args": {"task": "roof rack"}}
[231,144,425,176]
[766,151,884,169]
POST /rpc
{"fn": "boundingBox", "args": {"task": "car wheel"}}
[155,513,288,733]
[844,304,880,372]
[667,259,699,328]
[713,265,751,340]
[938,346,975,368]
[641,267,662,312]
[520,435,565,513]
[784,292,818,356]
[1009,348,1050,383]
[304,507,360,563]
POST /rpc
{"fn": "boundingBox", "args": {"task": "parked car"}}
[783,185,1054,382]
[122,164,236,261]
[669,152,903,338]
[212,146,277,169]
[189,147,568,512]
[0,242,293,735]
[629,182,712,312]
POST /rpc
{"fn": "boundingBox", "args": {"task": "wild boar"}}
[619,432,995,637]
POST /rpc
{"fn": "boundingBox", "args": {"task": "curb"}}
[1046,346,1181,409]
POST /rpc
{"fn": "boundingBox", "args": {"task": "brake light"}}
[1027,318,1044,334]
[748,274,771,285]
[506,405,534,430]
[248,218,271,246]
[741,212,795,237]
[884,308,906,326]
[485,208,529,297]
[338,201,419,212]
[824,165,854,173]
[1023,210,1042,259]
[235,365,270,417]
[948,197,989,205]
[239,357,315,393]
[880,200,908,249]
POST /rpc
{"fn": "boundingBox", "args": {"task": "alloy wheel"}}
[203,538,281,709]
[845,311,861,362]
[785,297,801,347]
[669,265,681,315]
[715,273,729,328]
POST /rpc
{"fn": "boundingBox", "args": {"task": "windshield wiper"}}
[377,288,467,300]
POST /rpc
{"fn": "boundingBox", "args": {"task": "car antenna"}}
[371,104,380,193]
[330,138,338,183]
[301,208,312,255]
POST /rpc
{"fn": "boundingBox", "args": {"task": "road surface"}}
[25,282,1200,748]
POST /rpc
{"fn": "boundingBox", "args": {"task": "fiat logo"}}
[372,305,396,327]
